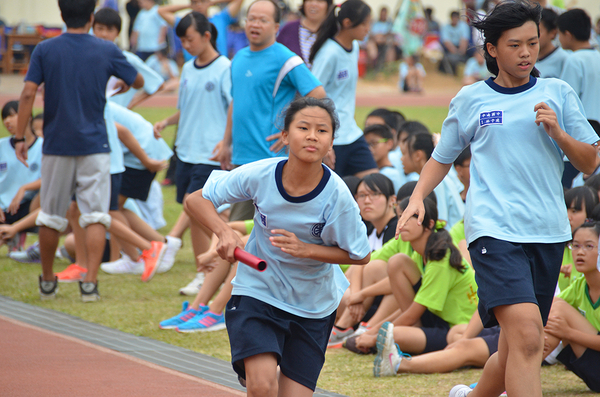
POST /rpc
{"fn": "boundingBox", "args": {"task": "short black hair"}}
[366,108,401,132]
[565,186,598,218]
[398,121,430,140]
[396,181,437,203]
[93,8,122,33]
[557,8,592,42]
[540,8,558,32]
[359,173,396,200]
[248,0,282,24]
[59,0,96,28]
[407,132,434,159]
[176,12,218,50]
[450,11,460,19]
[363,124,393,141]
[1,100,18,120]
[282,97,340,138]
[454,146,471,167]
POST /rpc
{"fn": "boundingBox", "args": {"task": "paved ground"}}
[0,295,347,397]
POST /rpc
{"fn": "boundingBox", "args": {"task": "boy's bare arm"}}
[131,73,145,89]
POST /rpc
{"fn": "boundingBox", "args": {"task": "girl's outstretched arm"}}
[184,189,244,263]
[396,159,452,236]
[269,229,370,265]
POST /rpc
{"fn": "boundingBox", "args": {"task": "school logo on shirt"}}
[254,203,267,227]
[245,70,253,77]
[30,163,39,172]
[0,162,7,172]
[311,223,325,238]
[205,82,215,92]
[337,69,349,80]
[479,111,503,127]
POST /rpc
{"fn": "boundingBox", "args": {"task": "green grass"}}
[0,106,591,396]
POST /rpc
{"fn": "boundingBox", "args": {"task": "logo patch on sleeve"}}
[479,111,503,127]
[337,70,349,80]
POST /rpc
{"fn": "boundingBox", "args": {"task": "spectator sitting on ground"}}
[439,11,470,74]
[399,54,426,93]
[145,49,180,92]
[462,50,490,85]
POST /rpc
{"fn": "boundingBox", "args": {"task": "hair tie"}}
[435,220,446,231]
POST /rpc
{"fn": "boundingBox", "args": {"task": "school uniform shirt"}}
[230,43,321,165]
[536,47,568,79]
[366,216,398,251]
[0,137,42,211]
[414,254,478,327]
[449,219,465,247]
[560,48,600,122]
[433,76,598,244]
[176,55,231,166]
[202,157,371,318]
[133,5,168,52]
[463,57,490,81]
[370,236,423,274]
[380,166,404,194]
[558,246,582,293]
[559,276,600,331]
[109,51,164,108]
[108,102,173,170]
[311,39,363,146]
[26,33,138,156]
[433,176,464,230]
[105,104,125,175]
[145,54,180,81]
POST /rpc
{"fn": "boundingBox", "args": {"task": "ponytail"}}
[176,11,218,51]
[309,0,371,64]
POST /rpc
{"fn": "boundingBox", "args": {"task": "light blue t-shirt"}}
[433,76,598,244]
[433,175,464,230]
[176,9,235,61]
[176,55,232,165]
[230,42,321,165]
[463,57,490,81]
[440,21,470,47]
[202,157,371,318]
[145,54,179,81]
[536,47,568,79]
[110,51,164,108]
[312,39,363,146]
[0,137,42,211]
[104,104,124,175]
[133,5,168,52]
[559,48,600,122]
[107,102,173,170]
[380,166,404,194]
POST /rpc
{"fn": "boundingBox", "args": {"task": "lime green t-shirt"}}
[449,219,465,248]
[558,246,582,292]
[341,236,424,273]
[414,253,478,327]
[558,276,600,331]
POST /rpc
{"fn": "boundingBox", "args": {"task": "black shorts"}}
[557,335,600,392]
[2,199,32,225]
[109,173,122,211]
[225,295,336,391]
[332,136,378,177]
[468,237,564,328]
[175,159,220,204]
[477,326,501,357]
[412,278,451,353]
[120,167,156,201]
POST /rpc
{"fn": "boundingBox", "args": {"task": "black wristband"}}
[13,137,25,143]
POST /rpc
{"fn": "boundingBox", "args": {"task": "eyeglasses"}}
[246,16,272,25]
[356,192,383,201]
[367,138,388,148]
[568,243,598,251]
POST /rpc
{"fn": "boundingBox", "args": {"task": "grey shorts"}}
[37,154,111,231]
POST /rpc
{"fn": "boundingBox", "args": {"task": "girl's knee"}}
[246,376,278,397]
[387,253,412,275]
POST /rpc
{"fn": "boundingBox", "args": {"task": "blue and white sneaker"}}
[176,311,226,333]
[159,301,207,329]
[373,321,411,377]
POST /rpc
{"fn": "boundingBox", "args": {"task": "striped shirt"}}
[299,24,317,67]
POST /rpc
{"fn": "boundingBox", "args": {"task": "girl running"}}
[397,2,599,396]
[185,97,371,397]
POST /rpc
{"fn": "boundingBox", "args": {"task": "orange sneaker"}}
[141,241,166,282]
[56,264,87,283]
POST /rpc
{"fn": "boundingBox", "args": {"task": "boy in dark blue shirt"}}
[14,0,144,302]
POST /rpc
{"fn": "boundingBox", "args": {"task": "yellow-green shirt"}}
[558,276,600,331]
[558,246,582,292]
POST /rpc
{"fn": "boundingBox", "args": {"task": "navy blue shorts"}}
[109,173,122,211]
[2,199,32,225]
[332,136,378,177]
[468,237,564,328]
[120,167,156,201]
[477,326,501,356]
[411,278,451,353]
[175,160,220,204]
[225,295,336,391]
[557,334,600,392]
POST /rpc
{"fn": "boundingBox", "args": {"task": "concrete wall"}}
[0,0,598,34]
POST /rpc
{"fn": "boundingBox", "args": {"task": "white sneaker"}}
[101,254,144,275]
[352,322,369,337]
[373,322,409,377]
[179,272,205,295]
[449,385,472,397]
[157,236,182,273]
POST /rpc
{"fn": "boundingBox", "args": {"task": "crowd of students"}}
[1,0,600,396]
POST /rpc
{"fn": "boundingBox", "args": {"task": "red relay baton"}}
[234,248,267,272]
